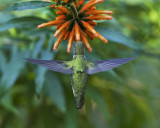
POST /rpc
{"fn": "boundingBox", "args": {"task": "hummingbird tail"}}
[74,95,85,109]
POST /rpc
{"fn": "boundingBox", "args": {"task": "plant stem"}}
[70,5,79,19]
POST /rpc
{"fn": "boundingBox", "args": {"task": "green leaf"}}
[0,13,15,24]
[0,45,29,94]
[35,50,54,94]
[0,93,19,115]
[48,34,56,52]
[1,1,52,12]
[0,16,47,32]
[86,86,111,120]
[0,51,7,74]
[97,19,123,31]
[44,72,66,112]
[96,27,142,50]
[24,28,56,37]
[65,103,78,128]
[32,36,46,58]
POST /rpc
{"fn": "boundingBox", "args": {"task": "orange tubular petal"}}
[67,28,75,53]
[54,21,71,37]
[80,29,92,52]
[55,6,71,14]
[56,15,67,20]
[77,0,84,5]
[75,22,81,41]
[97,32,108,43]
[83,0,96,6]
[38,20,65,29]
[87,7,96,12]
[80,0,103,13]
[64,31,70,40]
[87,21,97,26]
[85,10,113,15]
[56,11,64,15]
[79,0,95,13]
[64,0,68,3]
[88,0,96,3]
[50,5,56,8]
[81,20,98,37]
[53,30,66,50]
[84,15,113,21]
[85,29,95,40]
[56,24,62,30]
[75,0,84,7]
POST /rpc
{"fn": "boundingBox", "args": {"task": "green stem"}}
[70,5,79,19]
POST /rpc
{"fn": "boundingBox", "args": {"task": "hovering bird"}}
[25,41,134,109]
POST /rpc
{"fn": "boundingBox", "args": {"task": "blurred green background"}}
[0,0,160,128]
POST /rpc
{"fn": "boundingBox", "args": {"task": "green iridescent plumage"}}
[65,42,89,109]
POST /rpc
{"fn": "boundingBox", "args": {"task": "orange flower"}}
[75,22,81,41]
[67,28,75,53]
[38,0,113,52]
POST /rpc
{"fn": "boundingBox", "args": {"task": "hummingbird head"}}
[73,41,85,56]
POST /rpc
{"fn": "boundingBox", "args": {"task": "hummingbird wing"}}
[25,58,72,74]
[87,58,134,74]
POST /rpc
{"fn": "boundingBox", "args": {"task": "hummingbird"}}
[25,41,134,109]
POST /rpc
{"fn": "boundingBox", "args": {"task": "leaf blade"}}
[0,45,29,94]
[2,1,52,12]
[44,72,66,112]
[96,27,142,50]
[0,16,47,32]
[35,50,54,94]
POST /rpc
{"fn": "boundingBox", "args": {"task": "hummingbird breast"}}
[70,71,88,109]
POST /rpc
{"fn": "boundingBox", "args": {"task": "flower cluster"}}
[38,0,113,53]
